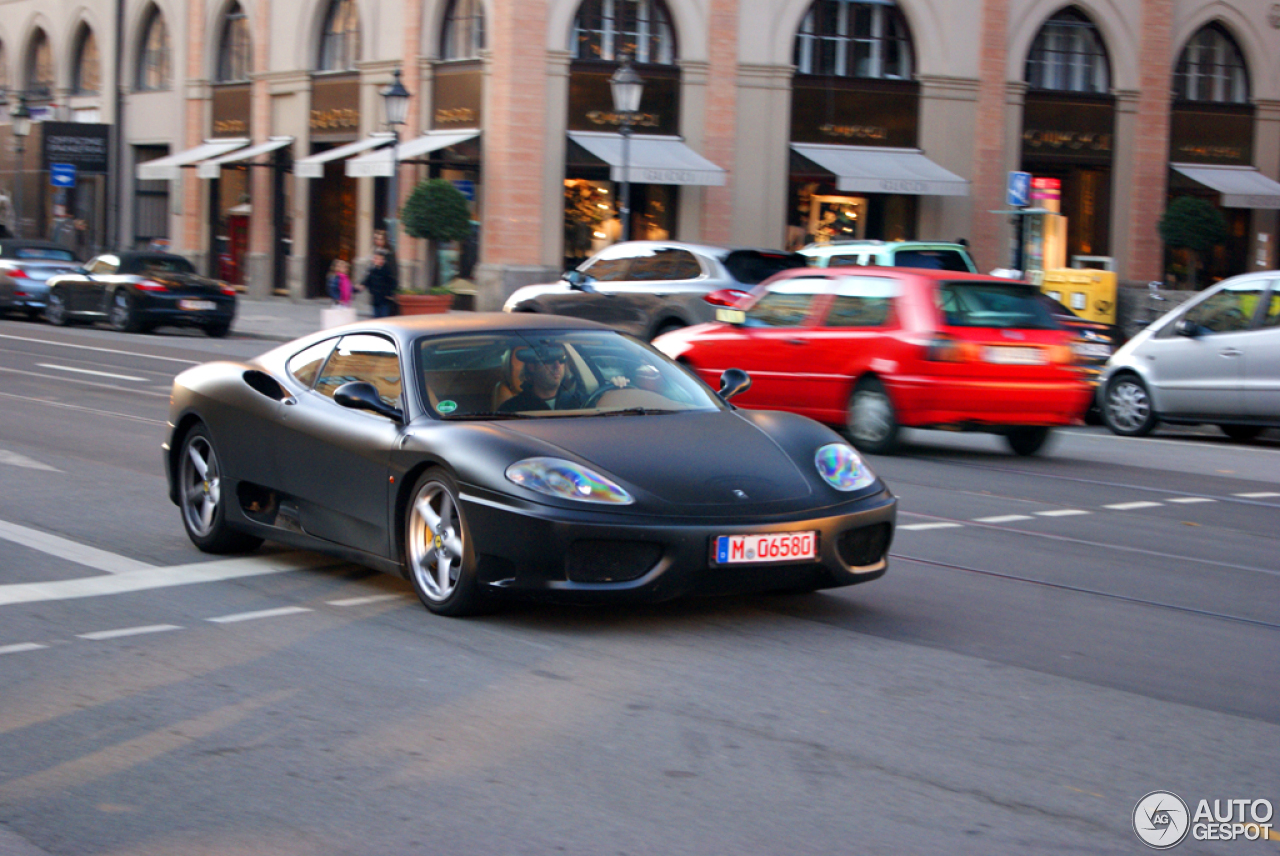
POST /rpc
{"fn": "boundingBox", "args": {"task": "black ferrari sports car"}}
[164,313,896,616]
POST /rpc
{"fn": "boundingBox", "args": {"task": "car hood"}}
[503,281,569,308]
[137,272,229,295]
[491,410,815,509]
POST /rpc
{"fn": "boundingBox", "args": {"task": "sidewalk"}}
[230,295,373,343]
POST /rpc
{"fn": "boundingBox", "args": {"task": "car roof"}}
[0,240,78,256]
[595,240,801,259]
[800,240,969,253]
[766,266,1032,286]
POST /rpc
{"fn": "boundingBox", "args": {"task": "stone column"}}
[917,75,979,249]
[732,63,792,247]
[1251,99,1280,271]
[698,0,739,246]
[179,0,207,267]
[968,0,1010,274]
[245,0,273,298]
[1110,89,1140,280]
[1122,0,1173,281]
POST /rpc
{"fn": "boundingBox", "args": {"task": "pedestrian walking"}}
[363,249,398,317]
[326,258,353,306]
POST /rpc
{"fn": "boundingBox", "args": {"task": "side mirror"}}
[1174,318,1199,338]
[334,381,404,422]
[718,368,752,400]
[562,269,584,287]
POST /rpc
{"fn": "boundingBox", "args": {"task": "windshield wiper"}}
[595,407,681,417]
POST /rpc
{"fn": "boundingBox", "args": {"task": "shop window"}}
[573,0,675,65]
[441,0,485,60]
[794,0,912,80]
[1174,25,1248,104]
[73,27,101,96]
[318,0,360,71]
[1025,8,1109,94]
[216,2,251,83]
[137,7,172,91]
[25,30,54,101]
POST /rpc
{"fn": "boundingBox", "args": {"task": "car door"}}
[1143,277,1267,419]
[70,255,119,315]
[1244,280,1280,420]
[273,333,406,556]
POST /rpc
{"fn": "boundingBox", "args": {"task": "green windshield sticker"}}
[437,400,458,414]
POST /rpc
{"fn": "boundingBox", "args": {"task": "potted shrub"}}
[398,178,474,313]
[1158,195,1227,290]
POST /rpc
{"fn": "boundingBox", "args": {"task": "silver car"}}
[502,241,805,340]
[0,240,83,320]
[1098,271,1280,439]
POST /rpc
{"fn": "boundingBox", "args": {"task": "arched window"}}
[793,0,912,80]
[572,0,674,65]
[441,0,485,60]
[1174,24,1248,104]
[26,29,55,100]
[318,0,360,71]
[1025,9,1109,93]
[73,26,101,95]
[137,6,172,90]
[216,1,251,82]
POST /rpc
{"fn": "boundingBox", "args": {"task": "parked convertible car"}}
[46,250,237,336]
[165,314,896,616]
[0,239,82,320]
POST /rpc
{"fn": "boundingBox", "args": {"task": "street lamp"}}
[610,55,644,242]
[380,68,411,251]
[10,93,31,239]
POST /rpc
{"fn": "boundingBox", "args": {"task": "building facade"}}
[1,0,1278,306]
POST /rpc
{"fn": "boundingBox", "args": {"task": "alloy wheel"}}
[850,389,893,445]
[408,480,465,602]
[1106,378,1151,433]
[180,434,221,538]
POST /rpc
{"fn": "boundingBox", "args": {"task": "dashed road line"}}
[1167,497,1216,504]
[327,594,405,607]
[1234,492,1280,499]
[1035,509,1091,517]
[973,514,1033,524]
[1103,501,1164,510]
[898,522,964,531]
[76,624,184,641]
[0,643,47,656]
[207,606,313,624]
[35,363,147,382]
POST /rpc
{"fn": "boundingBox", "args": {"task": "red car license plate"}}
[714,531,817,565]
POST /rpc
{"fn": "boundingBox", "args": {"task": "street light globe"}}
[381,69,411,128]
[11,94,31,139]
[610,56,644,116]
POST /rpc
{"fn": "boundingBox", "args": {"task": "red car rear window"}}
[938,281,1060,330]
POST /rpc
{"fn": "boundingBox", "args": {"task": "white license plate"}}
[1072,342,1112,359]
[714,531,817,565]
[179,299,217,311]
[984,346,1045,365]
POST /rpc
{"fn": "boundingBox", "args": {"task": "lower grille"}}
[837,523,891,568]
[566,540,663,583]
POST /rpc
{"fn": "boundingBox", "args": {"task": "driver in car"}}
[499,344,587,412]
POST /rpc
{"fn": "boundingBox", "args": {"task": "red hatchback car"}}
[654,267,1092,455]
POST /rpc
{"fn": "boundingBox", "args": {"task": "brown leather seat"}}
[492,348,525,410]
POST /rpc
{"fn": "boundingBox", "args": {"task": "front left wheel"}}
[109,290,143,333]
[1005,426,1051,456]
[178,424,263,554]
[405,469,486,617]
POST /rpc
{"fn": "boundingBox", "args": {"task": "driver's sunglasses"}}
[534,356,567,366]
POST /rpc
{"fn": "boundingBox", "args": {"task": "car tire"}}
[846,378,900,455]
[207,321,231,338]
[1005,426,1052,456]
[178,424,264,554]
[1219,424,1263,442]
[652,319,685,341]
[404,468,487,617]
[45,289,71,326]
[109,290,142,333]
[24,308,41,322]
[1102,373,1157,437]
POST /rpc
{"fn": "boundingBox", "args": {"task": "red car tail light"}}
[219,284,238,297]
[135,279,168,292]
[922,335,976,362]
[2,267,29,279]
[703,288,752,307]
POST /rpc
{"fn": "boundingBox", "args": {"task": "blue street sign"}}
[50,163,77,188]
[1007,171,1031,208]
[451,179,475,202]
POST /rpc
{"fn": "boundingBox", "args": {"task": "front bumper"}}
[458,486,897,603]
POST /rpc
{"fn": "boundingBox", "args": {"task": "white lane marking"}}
[898,522,964,531]
[1103,501,1164,510]
[1234,492,1280,499]
[0,450,62,472]
[1034,509,1092,517]
[35,363,147,382]
[0,519,153,575]
[208,606,312,624]
[0,643,47,655]
[0,390,168,423]
[1166,497,1216,504]
[973,514,1033,523]
[77,624,183,641]
[0,365,171,398]
[0,553,337,607]
[0,332,200,364]
[327,594,405,607]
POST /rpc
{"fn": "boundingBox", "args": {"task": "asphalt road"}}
[0,318,1277,855]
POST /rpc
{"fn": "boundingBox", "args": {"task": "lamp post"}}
[380,68,410,252]
[10,93,31,239]
[609,55,644,243]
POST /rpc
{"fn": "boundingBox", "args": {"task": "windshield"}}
[416,329,724,419]
[132,256,196,275]
[11,247,77,261]
[938,281,1060,330]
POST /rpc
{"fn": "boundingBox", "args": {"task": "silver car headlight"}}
[814,443,876,492]
[506,457,635,504]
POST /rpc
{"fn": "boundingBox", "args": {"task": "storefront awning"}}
[137,139,250,181]
[790,144,969,196]
[197,136,294,179]
[345,130,481,178]
[567,131,727,186]
[1170,163,1280,209]
[294,133,395,179]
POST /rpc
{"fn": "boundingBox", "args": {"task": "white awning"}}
[1170,163,1280,209]
[197,136,294,179]
[345,130,480,177]
[137,139,249,180]
[294,133,395,179]
[568,131,726,186]
[791,143,969,196]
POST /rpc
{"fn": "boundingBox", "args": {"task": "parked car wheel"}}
[207,321,232,338]
[405,469,486,617]
[178,424,264,554]
[45,289,71,326]
[1005,426,1052,456]
[1219,424,1263,442]
[846,378,900,455]
[1103,373,1158,437]
[109,290,142,333]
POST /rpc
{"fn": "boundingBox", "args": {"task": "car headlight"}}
[506,457,634,504]
[814,443,876,492]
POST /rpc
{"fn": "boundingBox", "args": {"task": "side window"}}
[629,248,702,281]
[287,339,338,388]
[745,279,825,328]
[1183,283,1267,334]
[823,277,899,328]
[314,333,402,410]
[1262,284,1280,328]
[582,256,632,282]
[89,257,119,274]
[829,254,862,267]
